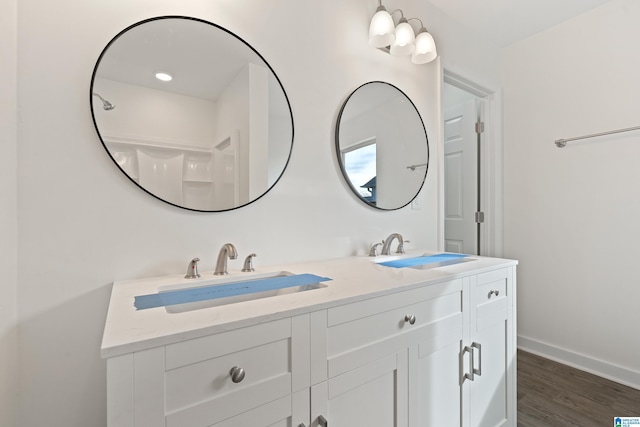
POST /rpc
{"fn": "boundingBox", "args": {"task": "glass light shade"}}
[368,7,396,48]
[389,19,415,56]
[411,30,437,64]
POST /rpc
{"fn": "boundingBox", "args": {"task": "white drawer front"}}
[165,318,291,369]
[326,280,463,377]
[328,291,461,358]
[163,318,294,426]
[474,268,509,330]
[165,338,290,413]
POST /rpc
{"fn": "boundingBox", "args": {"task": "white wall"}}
[8,0,503,425]
[0,0,18,425]
[503,0,640,388]
[12,1,445,425]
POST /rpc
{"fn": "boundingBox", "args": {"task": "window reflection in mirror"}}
[341,138,377,204]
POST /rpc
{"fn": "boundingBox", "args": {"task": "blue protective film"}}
[134,273,332,310]
[377,253,469,268]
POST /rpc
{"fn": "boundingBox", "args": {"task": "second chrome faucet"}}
[380,233,407,255]
[185,243,255,277]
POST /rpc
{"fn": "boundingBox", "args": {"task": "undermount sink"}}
[373,253,476,270]
[134,271,330,313]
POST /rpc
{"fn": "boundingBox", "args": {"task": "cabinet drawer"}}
[326,280,462,377]
[164,319,293,426]
[473,269,509,330]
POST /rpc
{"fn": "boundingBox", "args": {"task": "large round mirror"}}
[91,16,294,212]
[335,82,429,210]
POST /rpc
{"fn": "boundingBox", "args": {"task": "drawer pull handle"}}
[317,415,328,426]
[404,314,416,325]
[229,366,245,383]
[488,289,500,298]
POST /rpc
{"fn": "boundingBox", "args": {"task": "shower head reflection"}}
[92,92,115,111]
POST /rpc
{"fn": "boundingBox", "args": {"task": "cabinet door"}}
[210,390,309,427]
[468,268,515,427]
[409,321,464,426]
[311,351,409,427]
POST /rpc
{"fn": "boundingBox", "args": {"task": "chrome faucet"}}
[214,243,237,275]
[381,233,405,255]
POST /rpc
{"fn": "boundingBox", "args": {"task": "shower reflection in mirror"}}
[90,16,293,212]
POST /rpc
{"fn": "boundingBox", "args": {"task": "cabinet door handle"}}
[471,342,482,377]
[488,289,500,298]
[229,366,245,383]
[404,314,416,325]
[462,345,475,382]
[317,415,328,426]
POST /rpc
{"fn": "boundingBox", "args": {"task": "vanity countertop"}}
[101,252,517,358]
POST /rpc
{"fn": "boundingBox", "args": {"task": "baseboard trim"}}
[518,335,640,391]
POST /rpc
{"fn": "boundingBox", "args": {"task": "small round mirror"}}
[91,16,294,212]
[335,81,429,210]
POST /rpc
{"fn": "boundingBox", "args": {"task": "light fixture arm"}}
[390,9,405,19]
[407,17,426,32]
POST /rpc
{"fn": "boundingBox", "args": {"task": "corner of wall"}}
[0,0,19,425]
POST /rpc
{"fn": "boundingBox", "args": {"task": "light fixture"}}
[368,1,438,64]
[411,21,438,64]
[155,71,173,82]
[368,3,395,48]
[390,14,415,56]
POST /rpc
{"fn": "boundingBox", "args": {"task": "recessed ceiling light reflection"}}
[155,72,173,82]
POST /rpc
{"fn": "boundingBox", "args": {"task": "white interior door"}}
[444,99,478,255]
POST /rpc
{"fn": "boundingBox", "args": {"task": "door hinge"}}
[475,211,485,223]
[475,121,485,134]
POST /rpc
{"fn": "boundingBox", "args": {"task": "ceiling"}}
[427,0,611,47]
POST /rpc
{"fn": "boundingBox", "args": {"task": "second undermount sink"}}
[134,271,330,313]
[373,253,476,270]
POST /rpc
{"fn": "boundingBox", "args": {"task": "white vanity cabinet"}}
[104,260,517,427]
[308,267,516,427]
[410,267,516,427]
[309,278,464,427]
[464,267,516,427]
[106,316,312,427]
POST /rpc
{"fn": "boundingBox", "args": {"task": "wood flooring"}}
[517,350,640,426]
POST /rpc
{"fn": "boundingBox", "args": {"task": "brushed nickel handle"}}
[488,289,500,298]
[317,415,328,426]
[471,342,482,376]
[184,257,201,279]
[241,253,256,272]
[229,366,245,383]
[462,345,475,382]
[404,314,416,325]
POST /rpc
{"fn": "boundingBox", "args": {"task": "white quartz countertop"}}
[101,252,517,358]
